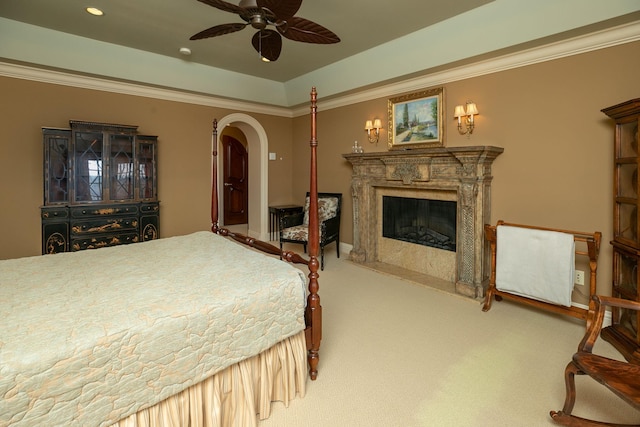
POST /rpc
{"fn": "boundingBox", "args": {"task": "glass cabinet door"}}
[137,136,157,201]
[73,130,104,203]
[615,120,640,247]
[109,134,135,201]
[43,129,70,205]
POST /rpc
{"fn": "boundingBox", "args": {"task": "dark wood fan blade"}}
[251,29,282,61]
[190,23,247,40]
[278,16,340,44]
[196,0,244,14]
[257,0,301,21]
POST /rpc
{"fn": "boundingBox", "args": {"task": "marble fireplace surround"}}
[343,146,503,298]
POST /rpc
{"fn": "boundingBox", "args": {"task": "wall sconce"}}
[365,119,382,143]
[453,101,479,136]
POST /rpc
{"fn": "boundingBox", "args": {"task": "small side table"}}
[269,204,303,241]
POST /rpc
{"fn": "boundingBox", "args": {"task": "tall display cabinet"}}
[601,98,640,363]
[42,121,159,254]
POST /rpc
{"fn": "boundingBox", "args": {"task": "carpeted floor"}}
[253,244,640,427]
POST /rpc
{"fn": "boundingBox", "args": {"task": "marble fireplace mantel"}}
[343,146,503,298]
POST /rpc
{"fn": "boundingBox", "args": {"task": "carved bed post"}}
[210,91,322,380]
[306,87,322,380]
[211,119,219,234]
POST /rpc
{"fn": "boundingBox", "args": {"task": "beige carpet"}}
[254,245,640,427]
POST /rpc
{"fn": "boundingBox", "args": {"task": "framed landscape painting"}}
[388,87,444,150]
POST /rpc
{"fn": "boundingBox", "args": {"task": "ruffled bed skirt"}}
[111,331,307,427]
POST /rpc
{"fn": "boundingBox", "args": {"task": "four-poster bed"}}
[0,88,322,426]
[211,87,323,380]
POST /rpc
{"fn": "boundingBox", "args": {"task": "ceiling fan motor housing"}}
[248,14,267,29]
[238,4,276,30]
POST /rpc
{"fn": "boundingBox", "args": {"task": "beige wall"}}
[1,40,638,300]
[0,78,294,259]
[292,40,640,298]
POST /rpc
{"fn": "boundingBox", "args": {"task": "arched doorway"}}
[214,114,269,240]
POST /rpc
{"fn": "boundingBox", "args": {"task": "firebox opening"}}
[382,196,456,251]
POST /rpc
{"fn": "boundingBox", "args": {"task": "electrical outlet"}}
[575,270,585,286]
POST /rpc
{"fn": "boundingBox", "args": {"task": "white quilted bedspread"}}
[0,232,306,426]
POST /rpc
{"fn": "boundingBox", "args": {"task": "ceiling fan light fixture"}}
[85,7,104,16]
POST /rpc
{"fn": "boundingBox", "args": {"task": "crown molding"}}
[1,20,638,119]
[0,62,294,118]
[293,19,640,116]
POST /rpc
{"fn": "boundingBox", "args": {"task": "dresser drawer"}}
[42,207,69,221]
[71,217,138,236]
[71,232,139,251]
[71,204,139,219]
[140,202,159,213]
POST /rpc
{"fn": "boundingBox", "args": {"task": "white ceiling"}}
[1,0,639,107]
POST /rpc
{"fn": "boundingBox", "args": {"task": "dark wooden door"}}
[222,135,248,225]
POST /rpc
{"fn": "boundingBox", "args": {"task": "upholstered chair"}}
[279,193,341,270]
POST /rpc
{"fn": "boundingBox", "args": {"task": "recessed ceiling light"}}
[86,7,104,16]
[179,47,192,56]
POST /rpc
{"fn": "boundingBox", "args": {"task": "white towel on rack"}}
[496,225,575,307]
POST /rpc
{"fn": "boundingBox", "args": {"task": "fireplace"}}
[343,146,503,298]
[382,196,456,251]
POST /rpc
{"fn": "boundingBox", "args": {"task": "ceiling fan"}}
[190,0,340,62]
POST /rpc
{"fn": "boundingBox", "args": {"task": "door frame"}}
[214,113,269,240]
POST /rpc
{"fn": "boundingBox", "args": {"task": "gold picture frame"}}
[388,87,444,150]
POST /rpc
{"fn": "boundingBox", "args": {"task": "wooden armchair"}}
[550,295,640,426]
[279,192,341,270]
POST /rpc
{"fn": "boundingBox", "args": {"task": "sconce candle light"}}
[365,118,382,143]
[454,101,479,135]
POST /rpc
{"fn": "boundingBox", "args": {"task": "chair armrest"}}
[280,212,304,230]
[321,216,340,238]
[597,295,640,311]
[579,295,640,353]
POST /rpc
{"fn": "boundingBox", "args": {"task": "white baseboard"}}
[339,242,353,255]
